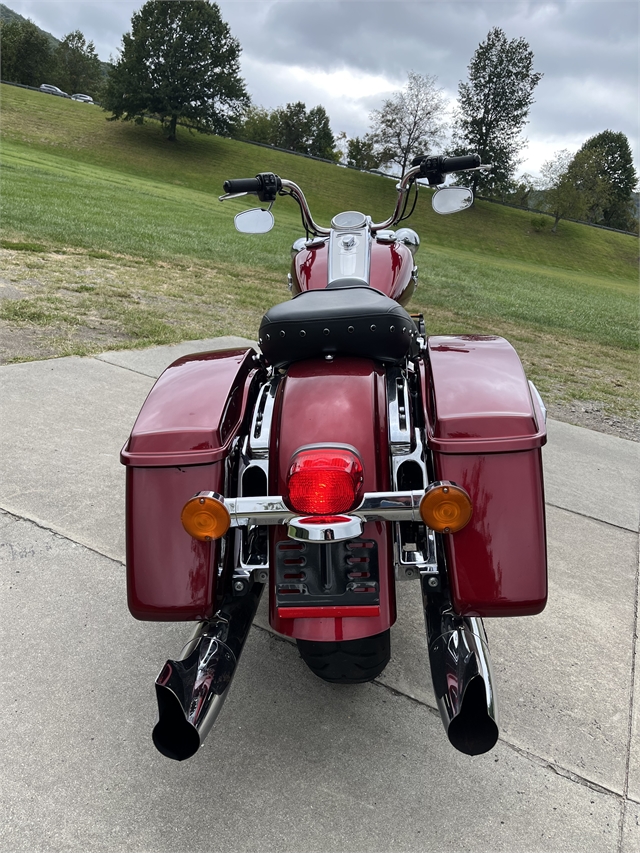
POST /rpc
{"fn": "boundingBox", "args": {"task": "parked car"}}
[39,84,69,98]
[71,94,94,103]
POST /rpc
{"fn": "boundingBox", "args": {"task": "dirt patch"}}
[0,243,284,362]
[546,400,640,442]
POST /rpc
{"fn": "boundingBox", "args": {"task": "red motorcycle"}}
[121,154,547,761]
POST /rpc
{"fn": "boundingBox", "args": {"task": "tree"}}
[578,131,638,231]
[369,71,446,175]
[306,105,335,159]
[346,135,380,171]
[237,101,337,160]
[53,31,103,97]
[507,173,536,208]
[539,148,611,232]
[103,0,249,141]
[454,27,543,196]
[0,18,53,86]
[270,101,310,152]
[237,105,274,144]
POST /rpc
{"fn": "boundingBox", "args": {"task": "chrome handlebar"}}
[280,179,330,236]
[222,162,490,237]
[279,167,424,237]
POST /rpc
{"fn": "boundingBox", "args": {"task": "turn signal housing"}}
[419,482,472,533]
[181,492,230,541]
[284,446,364,515]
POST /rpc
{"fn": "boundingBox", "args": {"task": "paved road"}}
[1,337,638,853]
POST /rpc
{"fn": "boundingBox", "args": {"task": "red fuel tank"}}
[291,237,415,304]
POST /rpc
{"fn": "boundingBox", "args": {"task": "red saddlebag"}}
[422,336,547,617]
[121,349,260,620]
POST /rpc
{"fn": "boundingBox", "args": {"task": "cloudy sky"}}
[7,0,639,178]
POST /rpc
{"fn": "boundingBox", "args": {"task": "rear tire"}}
[296,630,391,684]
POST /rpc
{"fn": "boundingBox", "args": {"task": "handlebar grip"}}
[440,154,481,173]
[223,177,262,194]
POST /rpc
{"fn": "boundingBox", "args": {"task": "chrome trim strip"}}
[387,368,412,453]
[248,376,279,459]
[327,226,371,285]
[287,515,363,542]
[528,380,547,424]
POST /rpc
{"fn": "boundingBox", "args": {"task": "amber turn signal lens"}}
[181,494,230,541]
[419,482,472,533]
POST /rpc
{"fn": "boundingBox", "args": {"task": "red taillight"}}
[284,447,364,515]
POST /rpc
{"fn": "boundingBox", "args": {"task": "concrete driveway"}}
[1,337,638,853]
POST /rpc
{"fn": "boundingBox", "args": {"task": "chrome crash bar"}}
[193,489,429,543]
[197,489,428,527]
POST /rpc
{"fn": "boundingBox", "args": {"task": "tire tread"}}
[296,630,391,683]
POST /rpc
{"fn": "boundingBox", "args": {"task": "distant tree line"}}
[2,3,636,231]
[237,102,338,161]
[0,16,104,97]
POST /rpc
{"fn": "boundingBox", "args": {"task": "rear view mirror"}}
[234,208,274,234]
[432,187,473,215]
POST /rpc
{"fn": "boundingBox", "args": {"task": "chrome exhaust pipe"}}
[422,578,499,755]
[152,582,263,761]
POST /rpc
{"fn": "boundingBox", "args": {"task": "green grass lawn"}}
[0,83,638,425]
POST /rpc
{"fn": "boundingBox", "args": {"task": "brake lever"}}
[218,191,249,202]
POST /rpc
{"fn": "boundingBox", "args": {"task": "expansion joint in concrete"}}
[93,355,158,379]
[546,501,640,534]
[0,505,125,567]
[369,666,628,804]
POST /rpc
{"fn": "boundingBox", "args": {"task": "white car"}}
[39,84,69,98]
[71,94,94,104]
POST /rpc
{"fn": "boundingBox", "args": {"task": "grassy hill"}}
[0,83,638,429]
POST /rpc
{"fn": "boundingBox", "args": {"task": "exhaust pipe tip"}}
[150,584,265,760]
[446,676,499,756]
[152,683,202,761]
[424,604,500,757]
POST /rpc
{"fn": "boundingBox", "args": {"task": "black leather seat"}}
[259,285,420,368]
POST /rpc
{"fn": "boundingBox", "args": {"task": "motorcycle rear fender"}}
[421,335,548,617]
[121,348,263,620]
[269,357,396,641]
